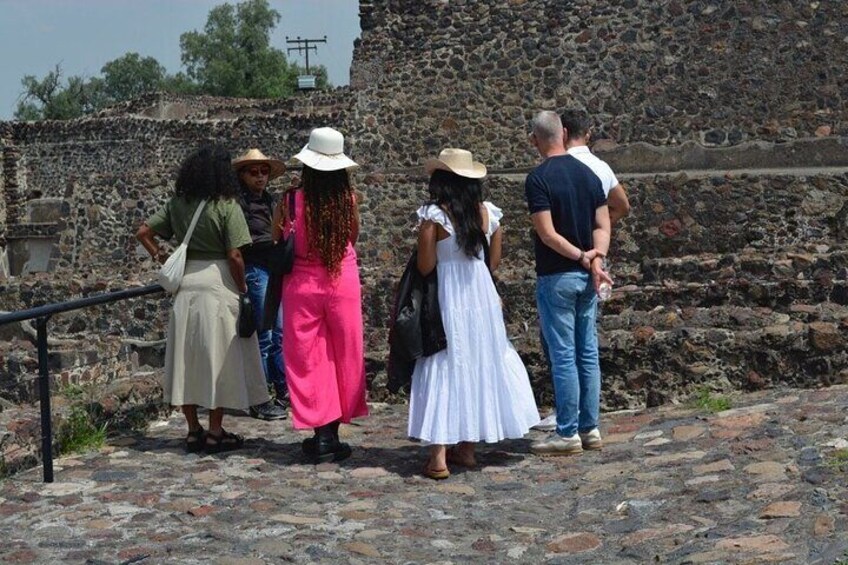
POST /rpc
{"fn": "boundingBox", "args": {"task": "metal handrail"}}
[0,284,165,482]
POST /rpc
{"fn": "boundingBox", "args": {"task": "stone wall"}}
[348,0,847,169]
[1,0,848,412]
[0,90,354,277]
[357,170,848,407]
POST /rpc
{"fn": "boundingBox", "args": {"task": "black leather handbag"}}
[268,190,296,275]
[237,293,256,338]
[262,190,296,331]
[386,250,447,393]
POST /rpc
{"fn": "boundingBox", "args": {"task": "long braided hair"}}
[427,169,486,258]
[301,165,355,278]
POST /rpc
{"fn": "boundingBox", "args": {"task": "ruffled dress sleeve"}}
[483,201,503,236]
[416,204,453,235]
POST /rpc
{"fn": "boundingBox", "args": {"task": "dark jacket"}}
[386,250,447,393]
[238,187,279,267]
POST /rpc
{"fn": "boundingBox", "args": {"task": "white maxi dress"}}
[408,203,540,444]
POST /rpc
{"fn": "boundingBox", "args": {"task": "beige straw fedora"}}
[293,127,359,171]
[232,149,286,179]
[424,148,487,179]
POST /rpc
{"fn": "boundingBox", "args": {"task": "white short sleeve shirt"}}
[567,145,619,197]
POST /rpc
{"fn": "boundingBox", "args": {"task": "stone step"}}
[602,279,848,313]
[486,170,848,262]
[599,303,846,332]
[616,248,848,286]
[595,320,848,408]
[485,278,848,325]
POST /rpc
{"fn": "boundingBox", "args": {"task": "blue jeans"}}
[245,263,285,393]
[536,271,600,438]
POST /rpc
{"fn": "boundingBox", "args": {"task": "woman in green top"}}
[136,144,269,454]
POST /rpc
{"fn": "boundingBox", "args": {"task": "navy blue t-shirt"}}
[524,155,606,276]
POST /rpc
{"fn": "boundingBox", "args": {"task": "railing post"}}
[35,316,54,483]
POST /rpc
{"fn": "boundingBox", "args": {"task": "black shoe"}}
[306,423,351,463]
[308,437,352,464]
[248,400,287,421]
[302,434,317,455]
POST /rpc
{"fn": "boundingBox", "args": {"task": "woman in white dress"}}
[409,148,540,479]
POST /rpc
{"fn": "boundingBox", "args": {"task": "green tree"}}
[14,65,104,121]
[100,53,167,102]
[179,0,297,98]
[14,0,332,121]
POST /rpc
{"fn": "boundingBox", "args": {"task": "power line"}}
[285,35,327,76]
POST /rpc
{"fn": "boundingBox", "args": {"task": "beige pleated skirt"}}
[164,259,269,410]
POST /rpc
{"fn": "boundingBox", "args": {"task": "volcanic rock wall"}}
[349,0,847,169]
[1,0,847,411]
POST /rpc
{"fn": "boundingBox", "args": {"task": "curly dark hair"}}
[426,169,485,258]
[302,166,355,278]
[174,144,239,200]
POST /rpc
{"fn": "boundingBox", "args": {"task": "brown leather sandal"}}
[185,427,205,453]
[204,429,245,454]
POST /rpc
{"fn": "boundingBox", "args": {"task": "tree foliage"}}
[101,53,168,103]
[180,0,297,98]
[15,65,105,120]
[14,0,333,121]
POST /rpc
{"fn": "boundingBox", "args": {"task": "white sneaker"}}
[530,433,583,456]
[531,412,557,432]
[579,428,603,450]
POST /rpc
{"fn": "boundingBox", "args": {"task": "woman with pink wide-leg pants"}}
[274,127,368,464]
[282,229,368,429]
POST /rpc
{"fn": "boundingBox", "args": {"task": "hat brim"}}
[424,159,487,179]
[233,158,287,180]
[294,146,359,171]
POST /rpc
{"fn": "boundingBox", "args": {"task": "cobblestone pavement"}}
[1,386,847,564]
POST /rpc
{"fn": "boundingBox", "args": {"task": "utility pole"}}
[286,35,327,75]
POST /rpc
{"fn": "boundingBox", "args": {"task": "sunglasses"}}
[246,167,271,177]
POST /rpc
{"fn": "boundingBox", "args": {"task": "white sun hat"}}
[293,127,359,171]
[424,148,487,179]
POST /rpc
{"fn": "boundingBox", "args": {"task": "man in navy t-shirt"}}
[525,110,612,456]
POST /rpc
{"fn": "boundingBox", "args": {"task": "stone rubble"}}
[0,385,846,563]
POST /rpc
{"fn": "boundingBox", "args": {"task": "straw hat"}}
[232,149,286,179]
[424,148,487,179]
[293,127,359,171]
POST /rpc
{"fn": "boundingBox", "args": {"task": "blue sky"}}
[0,0,360,120]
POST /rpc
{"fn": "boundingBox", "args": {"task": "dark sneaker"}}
[249,400,287,421]
[273,395,290,411]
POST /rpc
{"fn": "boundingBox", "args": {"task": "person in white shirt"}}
[532,109,630,432]
[562,109,630,225]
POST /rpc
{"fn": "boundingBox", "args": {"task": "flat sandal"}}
[185,426,205,453]
[204,429,245,454]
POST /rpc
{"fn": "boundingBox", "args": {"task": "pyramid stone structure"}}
[1,0,847,410]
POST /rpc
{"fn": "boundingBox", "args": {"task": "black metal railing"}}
[0,284,164,483]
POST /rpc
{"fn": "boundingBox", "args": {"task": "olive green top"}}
[147,196,252,260]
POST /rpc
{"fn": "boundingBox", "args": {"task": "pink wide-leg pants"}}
[282,255,369,429]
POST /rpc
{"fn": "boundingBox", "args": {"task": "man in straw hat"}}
[525,110,613,456]
[233,148,289,421]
